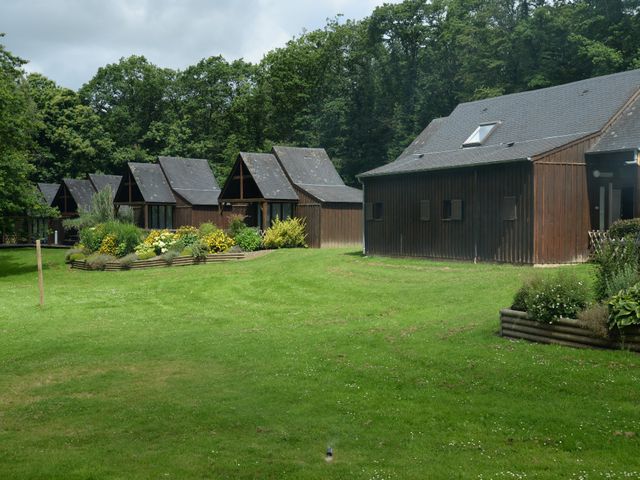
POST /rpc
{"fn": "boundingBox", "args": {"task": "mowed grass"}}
[0,248,639,479]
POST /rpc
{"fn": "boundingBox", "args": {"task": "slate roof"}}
[589,96,640,153]
[88,174,122,201]
[129,162,176,204]
[240,152,298,201]
[63,178,96,211]
[360,69,640,177]
[272,146,362,203]
[158,156,220,206]
[37,183,60,207]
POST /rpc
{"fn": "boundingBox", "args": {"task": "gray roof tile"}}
[129,163,176,204]
[63,178,96,211]
[361,69,640,177]
[301,184,363,203]
[37,182,60,206]
[88,174,122,201]
[589,96,640,153]
[159,156,220,206]
[240,152,298,201]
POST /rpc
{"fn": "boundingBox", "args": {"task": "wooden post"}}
[262,202,268,229]
[36,240,44,307]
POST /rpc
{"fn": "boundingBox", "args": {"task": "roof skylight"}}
[463,122,498,147]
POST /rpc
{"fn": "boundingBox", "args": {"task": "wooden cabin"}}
[114,157,239,229]
[219,147,363,248]
[359,69,640,264]
[52,178,95,219]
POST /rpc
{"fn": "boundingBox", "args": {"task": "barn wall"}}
[532,136,596,264]
[295,188,321,248]
[320,204,362,248]
[362,162,534,263]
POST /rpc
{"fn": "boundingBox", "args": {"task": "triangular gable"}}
[114,163,175,204]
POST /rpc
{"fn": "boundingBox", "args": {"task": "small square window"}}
[420,200,430,221]
[443,199,462,221]
[502,196,517,221]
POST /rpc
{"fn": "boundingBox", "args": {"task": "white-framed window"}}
[463,122,499,147]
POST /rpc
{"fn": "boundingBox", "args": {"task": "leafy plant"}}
[608,219,640,240]
[201,230,234,253]
[65,248,85,263]
[262,217,307,249]
[514,271,589,323]
[592,239,640,301]
[136,249,156,260]
[608,283,640,331]
[228,214,248,238]
[189,240,208,260]
[234,227,262,252]
[198,222,219,237]
[141,229,176,254]
[577,304,610,339]
[175,226,199,247]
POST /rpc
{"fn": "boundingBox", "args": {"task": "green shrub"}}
[592,239,640,301]
[79,221,142,257]
[578,304,610,339]
[68,253,86,262]
[189,240,208,260]
[604,262,640,299]
[175,226,199,247]
[99,234,118,256]
[608,219,640,240]
[513,271,589,323]
[80,225,105,252]
[85,253,116,271]
[198,222,219,237]
[228,214,248,237]
[608,283,640,331]
[234,227,262,252]
[136,249,157,260]
[262,217,307,249]
[162,250,180,265]
[65,248,85,263]
[180,247,193,257]
[118,253,139,269]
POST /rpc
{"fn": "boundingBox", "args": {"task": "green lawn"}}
[0,248,639,479]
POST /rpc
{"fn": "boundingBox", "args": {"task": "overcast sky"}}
[0,0,400,90]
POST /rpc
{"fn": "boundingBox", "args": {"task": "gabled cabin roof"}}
[37,182,60,207]
[272,146,362,203]
[88,174,122,201]
[128,162,176,204]
[158,156,220,206]
[235,152,298,201]
[62,178,95,211]
[361,69,640,177]
[589,96,640,154]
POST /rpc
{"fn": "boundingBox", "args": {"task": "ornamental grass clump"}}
[262,217,307,249]
[511,271,589,323]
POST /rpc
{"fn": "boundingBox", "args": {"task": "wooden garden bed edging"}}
[500,308,640,353]
[71,252,245,271]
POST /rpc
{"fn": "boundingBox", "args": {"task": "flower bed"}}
[71,252,245,271]
[500,308,640,352]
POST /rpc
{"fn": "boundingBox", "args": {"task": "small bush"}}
[604,262,640,299]
[189,240,208,260]
[608,283,640,331]
[79,225,105,252]
[118,253,139,269]
[65,248,84,263]
[136,249,157,260]
[262,217,307,249]
[608,219,640,240]
[161,250,180,265]
[592,239,640,301]
[180,247,193,257]
[234,227,262,252]
[513,271,589,323]
[578,304,610,339]
[68,253,86,262]
[141,229,176,254]
[99,234,118,256]
[175,226,199,247]
[85,253,116,271]
[201,230,235,253]
[228,214,248,237]
[198,222,219,237]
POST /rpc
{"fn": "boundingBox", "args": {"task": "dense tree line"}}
[3,0,640,216]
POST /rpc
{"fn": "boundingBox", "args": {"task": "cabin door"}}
[596,182,633,230]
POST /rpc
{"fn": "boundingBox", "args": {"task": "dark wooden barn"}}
[219,147,362,248]
[359,69,640,264]
[114,157,239,229]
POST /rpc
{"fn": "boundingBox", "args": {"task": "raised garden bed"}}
[500,308,640,353]
[71,252,245,271]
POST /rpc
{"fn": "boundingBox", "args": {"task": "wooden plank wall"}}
[532,137,596,264]
[320,204,363,248]
[363,163,534,263]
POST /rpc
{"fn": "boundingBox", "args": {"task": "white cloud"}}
[0,0,401,90]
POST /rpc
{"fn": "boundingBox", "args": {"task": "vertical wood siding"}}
[363,163,534,263]
[532,137,596,264]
